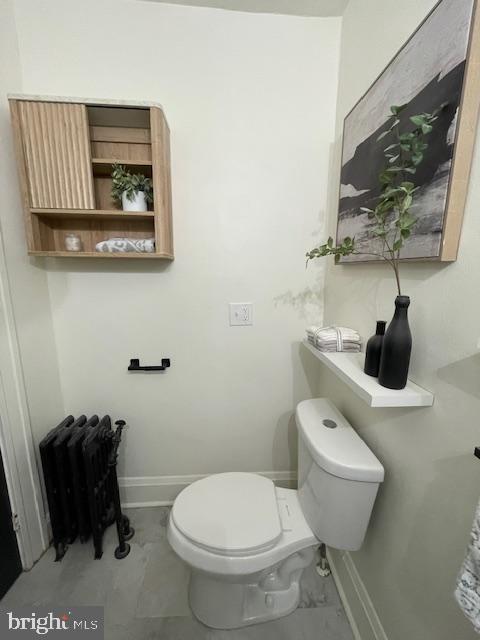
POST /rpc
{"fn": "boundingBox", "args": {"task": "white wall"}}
[317,1,480,639]
[0,0,64,445]
[11,0,341,495]
[0,0,64,563]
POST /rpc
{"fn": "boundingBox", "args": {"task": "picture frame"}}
[336,0,480,263]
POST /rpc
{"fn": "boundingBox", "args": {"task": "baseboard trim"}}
[123,500,175,508]
[327,550,388,640]
[119,470,296,508]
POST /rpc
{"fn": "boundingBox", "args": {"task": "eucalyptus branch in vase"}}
[306,103,444,295]
[306,103,445,390]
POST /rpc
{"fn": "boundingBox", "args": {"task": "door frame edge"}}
[0,238,48,570]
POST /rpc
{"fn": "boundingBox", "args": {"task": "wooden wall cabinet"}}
[9,96,173,259]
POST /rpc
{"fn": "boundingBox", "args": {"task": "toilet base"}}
[188,546,316,629]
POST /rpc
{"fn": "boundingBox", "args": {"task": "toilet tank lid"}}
[296,399,384,483]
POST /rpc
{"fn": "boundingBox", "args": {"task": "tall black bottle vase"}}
[378,296,412,390]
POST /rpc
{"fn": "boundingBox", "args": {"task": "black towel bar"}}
[128,358,171,372]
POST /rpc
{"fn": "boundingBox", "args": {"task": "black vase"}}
[364,321,386,377]
[378,296,412,390]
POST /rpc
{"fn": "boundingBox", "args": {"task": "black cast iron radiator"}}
[39,415,134,561]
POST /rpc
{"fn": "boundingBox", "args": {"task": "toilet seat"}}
[168,479,318,576]
[171,472,282,556]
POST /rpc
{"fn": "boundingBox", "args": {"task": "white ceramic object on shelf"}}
[64,233,82,252]
[167,398,384,629]
[122,190,147,212]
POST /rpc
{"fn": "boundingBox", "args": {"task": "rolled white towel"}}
[95,237,155,253]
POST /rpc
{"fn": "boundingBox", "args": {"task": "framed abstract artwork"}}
[337,0,480,263]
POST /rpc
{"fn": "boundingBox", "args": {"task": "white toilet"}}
[167,398,384,629]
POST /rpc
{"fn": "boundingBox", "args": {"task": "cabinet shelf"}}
[28,250,173,259]
[303,340,434,408]
[91,158,153,175]
[92,158,152,165]
[31,208,155,221]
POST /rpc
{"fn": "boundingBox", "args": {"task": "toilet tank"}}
[296,399,384,551]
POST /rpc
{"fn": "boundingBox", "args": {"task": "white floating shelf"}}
[303,340,434,408]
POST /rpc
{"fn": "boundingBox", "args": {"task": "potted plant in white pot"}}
[306,103,444,390]
[111,163,153,212]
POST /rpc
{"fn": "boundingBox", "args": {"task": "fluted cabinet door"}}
[17,101,95,209]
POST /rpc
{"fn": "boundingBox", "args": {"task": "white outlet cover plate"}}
[229,302,253,326]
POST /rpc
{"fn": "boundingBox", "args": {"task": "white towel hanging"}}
[455,499,480,633]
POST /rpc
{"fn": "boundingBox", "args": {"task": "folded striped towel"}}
[306,326,361,353]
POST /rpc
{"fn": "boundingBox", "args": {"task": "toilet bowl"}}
[167,398,384,629]
[168,477,317,628]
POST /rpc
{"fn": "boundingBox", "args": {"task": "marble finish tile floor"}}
[1,507,354,640]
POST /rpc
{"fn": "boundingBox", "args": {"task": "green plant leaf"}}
[390,104,408,115]
[377,199,395,214]
[399,213,417,230]
[382,188,402,198]
[403,194,413,210]
[379,171,393,184]
[410,115,425,126]
[412,152,424,166]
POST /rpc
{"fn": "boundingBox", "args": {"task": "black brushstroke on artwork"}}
[338,61,466,218]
